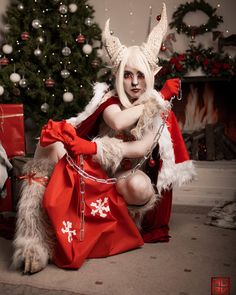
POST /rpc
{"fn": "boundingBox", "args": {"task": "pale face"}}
[123,66,146,102]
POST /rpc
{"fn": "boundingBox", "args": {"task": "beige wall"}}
[0,0,235,56]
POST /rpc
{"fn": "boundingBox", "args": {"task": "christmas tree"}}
[0,0,105,131]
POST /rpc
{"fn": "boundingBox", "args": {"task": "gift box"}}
[0,177,12,212]
[0,104,25,158]
[11,156,33,211]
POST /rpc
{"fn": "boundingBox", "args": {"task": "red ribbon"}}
[17,172,49,187]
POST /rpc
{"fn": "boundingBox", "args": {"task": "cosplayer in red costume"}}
[12,3,195,274]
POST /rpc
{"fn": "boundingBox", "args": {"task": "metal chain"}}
[66,92,181,184]
[79,155,85,241]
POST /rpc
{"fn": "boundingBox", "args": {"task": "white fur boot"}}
[12,159,55,274]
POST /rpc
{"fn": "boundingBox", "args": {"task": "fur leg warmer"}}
[12,158,55,274]
[93,136,124,174]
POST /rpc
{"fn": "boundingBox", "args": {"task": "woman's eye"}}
[137,72,145,79]
[124,72,133,79]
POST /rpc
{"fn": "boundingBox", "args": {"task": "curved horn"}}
[141,3,168,71]
[102,19,127,71]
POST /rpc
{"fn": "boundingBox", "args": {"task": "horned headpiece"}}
[102,3,168,73]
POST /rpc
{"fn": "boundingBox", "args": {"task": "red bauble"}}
[76,33,85,44]
[160,43,166,51]
[148,158,156,167]
[156,14,161,21]
[0,56,9,65]
[91,58,100,68]
[21,31,30,41]
[45,78,55,88]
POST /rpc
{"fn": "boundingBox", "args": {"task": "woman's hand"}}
[160,78,180,100]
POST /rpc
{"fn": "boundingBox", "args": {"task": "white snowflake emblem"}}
[61,220,76,243]
[90,197,110,218]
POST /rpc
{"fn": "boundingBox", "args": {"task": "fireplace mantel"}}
[182,76,235,83]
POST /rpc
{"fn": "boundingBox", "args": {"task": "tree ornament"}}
[0,85,4,96]
[12,86,21,96]
[76,33,85,44]
[91,58,100,68]
[19,78,28,88]
[169,0,223,37]
[160,42,167,51]
[60,69,70,78]
[2,44,13,54]
[59,4,68,14]
[0,56,9,65]
[85,17,92,26]
[17,3,24,11]
[37,36,44,44]
[10,73,21,83]
[45,77,55,87]
[96,48,103,58]
[41,102,49,113]
[21,31,30,40]
[32,19,42,29]
[69,3,78,13]
[62,46,71,56]
[82,44,92,55]
[34,47,42,56]
[148,157,156,167]
[63,91,74,102]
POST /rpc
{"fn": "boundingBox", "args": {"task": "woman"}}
[12,3,195,273]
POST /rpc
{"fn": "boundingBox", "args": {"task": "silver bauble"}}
[63,92,74,102]
[32,19,42,29]
[82,44,92,55]
[37,36,44,44]
[10,73,21,83]
[19,78,28,88]
[17,3,24,11]
[0,85,4,96]
[34,48,42,56]
[69,3,78,13]
[41,102,49,113]
[2,44,13,55]
[60,69,70,79]
[59,4,68,14]
[85,17,92,26]
[62,46,71,56]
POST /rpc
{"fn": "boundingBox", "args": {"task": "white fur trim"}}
[66,82,110,127]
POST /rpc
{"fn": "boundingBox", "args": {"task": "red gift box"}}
[0,104,25,158]
[0,177,12,212]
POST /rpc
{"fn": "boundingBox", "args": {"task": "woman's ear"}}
[153,66,162,76]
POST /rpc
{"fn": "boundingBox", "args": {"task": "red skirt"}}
[42,155,144,269]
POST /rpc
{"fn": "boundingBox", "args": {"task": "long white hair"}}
[115,46,155,109]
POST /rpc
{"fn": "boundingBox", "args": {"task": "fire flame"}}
[180,83,218,132]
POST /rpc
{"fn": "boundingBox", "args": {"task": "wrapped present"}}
[0,177,12,212]
[11,156,33,211]
[0,104,25,158]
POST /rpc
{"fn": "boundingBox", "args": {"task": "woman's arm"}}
[102,103,144,131]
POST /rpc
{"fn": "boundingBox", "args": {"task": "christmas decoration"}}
[2,44,13,54]
[10,73,21,83]
[82,44,92,55]
[45,78,55,88]
[60,69,70,79]
[40,102,49,113]
[17,3,24,11]
[0,0,104,129]
[0,56,9,65]
[156,14,161,21]
[21,31,30,41]
[148,158,156,167]
[59,4,68,14]
[76,33,85,44]
[169,0,223,37]
[62,46,71,56]
[19,78,28,88]
[69,3,78,13]
[0,85,4,95]
[32,19,42,29]
[63,91,74,102]
[160,43,167,52]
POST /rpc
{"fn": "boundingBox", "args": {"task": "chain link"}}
[66,92,182,184]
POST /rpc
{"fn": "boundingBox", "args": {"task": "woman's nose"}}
[131,75,138,86]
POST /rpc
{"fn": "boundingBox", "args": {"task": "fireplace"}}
[172,77,236,161]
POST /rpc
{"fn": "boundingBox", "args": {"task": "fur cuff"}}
[92,136,123,174]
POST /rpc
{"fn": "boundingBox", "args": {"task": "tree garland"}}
[169,0,223,37]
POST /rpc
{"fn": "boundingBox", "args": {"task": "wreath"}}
[169,0,223,37]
